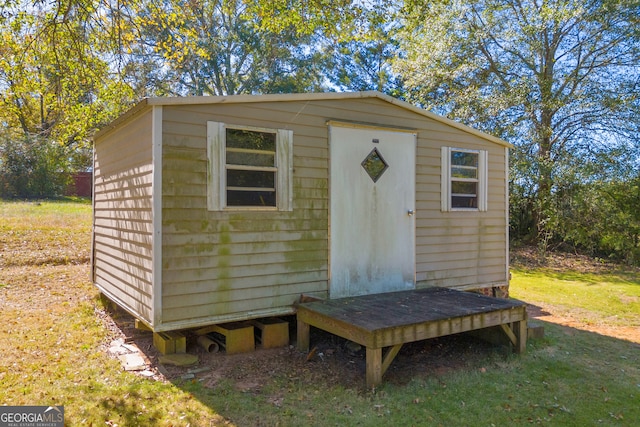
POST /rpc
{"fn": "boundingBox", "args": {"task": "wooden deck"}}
[296,287,528,387]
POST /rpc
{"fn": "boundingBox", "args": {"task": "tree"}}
[1,0,388,184]
[247,0,402,94]
[0,0,136,171]
[246,0,375,41]
[0,129,70,198]
[323,9,404,95]
[555,172,640,264]
[395,0,640,250]
[129,0,332,96]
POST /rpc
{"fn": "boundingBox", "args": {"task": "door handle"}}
[407,209,415,216]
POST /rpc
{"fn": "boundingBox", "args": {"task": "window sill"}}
[445,208,481,212]
[223,206,279,212]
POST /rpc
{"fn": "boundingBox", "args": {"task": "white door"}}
[329,125,416,298]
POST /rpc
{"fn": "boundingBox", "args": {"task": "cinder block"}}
[153,332,174,355]
[167,331,187,353]
[153,331,186,355]
[252,318,289,349]
[196,322,254,354]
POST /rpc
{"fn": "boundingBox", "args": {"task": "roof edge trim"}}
[371,92,513,148]
[94,98,150,140]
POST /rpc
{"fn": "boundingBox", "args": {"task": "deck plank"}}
[298,287,525,332]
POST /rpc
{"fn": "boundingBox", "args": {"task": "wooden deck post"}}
[366,347,383,388]
[514,319,527,354]
[297,318,310,352]
[365,344,403,387]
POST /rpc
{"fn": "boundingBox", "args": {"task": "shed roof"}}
[95,91,512,148]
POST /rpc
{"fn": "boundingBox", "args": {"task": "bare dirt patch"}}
[526,303,640,344]
[99,302,515,392]
[511,245,640,274]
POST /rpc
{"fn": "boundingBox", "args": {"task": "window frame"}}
[207,121,293,211]
[441,146,488,212]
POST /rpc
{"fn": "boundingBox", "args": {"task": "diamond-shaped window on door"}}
[361,147,389,183]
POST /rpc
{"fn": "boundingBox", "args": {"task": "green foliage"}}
[324,13,404,95]
[555,176,640,264]
[0,131,71,198]
[129,0,333,95]
[512,153,640,264]
[396,0,640,249]
[0,0,138,170]
[246,0,374,41]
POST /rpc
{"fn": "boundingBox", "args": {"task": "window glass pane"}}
[227,190,276,207]
[224,128,280,208]
[451,151,478,167]
[452,195,478,208]
[227,128,276,151]
[452,181,477,195]
[451,166,477,179]
[227,169,275,188]
[226,151,274,167]
[361,148,389,183]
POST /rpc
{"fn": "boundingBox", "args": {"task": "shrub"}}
[0,131,71,199]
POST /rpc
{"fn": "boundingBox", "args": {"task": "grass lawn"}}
[510,268,640,327]
[0,199,638,426]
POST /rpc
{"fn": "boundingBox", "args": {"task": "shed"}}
[92,91,512,333]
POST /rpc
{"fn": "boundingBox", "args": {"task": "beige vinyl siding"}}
[160,102,328,327]
[93,109,154,323]
[415,138,507,289]
[157,97,507,329]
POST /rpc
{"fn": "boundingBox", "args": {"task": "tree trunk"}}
[535,114,554,255]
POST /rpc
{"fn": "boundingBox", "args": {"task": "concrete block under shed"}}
[195,322,255,354]
[251,318,289,349]
[153,331,186,355]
